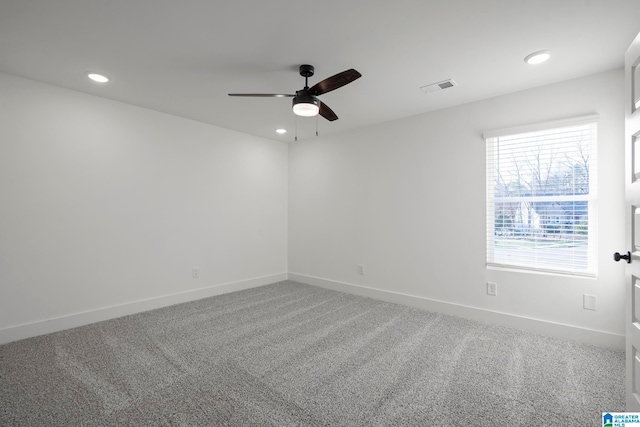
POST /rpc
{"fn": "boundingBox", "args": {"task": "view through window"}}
[485,118,598,276]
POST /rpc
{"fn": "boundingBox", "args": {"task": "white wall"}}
[0,72,288,343]
[0,69,626,348]
[289,69,626,347]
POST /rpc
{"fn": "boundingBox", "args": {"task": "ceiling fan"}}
[228,65,361,121]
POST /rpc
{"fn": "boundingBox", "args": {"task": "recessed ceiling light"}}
[275,128,287,134]
[524,50,551,65]
[87,73,109,83]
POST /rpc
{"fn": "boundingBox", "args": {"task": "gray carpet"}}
[0,280,624,426]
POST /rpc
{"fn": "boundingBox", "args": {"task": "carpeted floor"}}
[0,280,625,426]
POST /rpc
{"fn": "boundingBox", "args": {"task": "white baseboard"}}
[0,273,287,345]
[288,272,625,350]
[2,272,624,350]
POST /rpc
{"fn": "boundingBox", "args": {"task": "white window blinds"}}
[485,116,598,277]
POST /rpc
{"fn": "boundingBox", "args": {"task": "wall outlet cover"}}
[583,294,597,311]
[487,282,498,296]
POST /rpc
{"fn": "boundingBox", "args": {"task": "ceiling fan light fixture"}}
[293,102,319,117]
[292,92,320,117]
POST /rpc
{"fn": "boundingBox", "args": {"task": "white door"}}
[624,31,640,411]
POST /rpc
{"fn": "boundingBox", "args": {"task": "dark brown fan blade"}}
[319,102,338,121]
[228,93,294,97]
[308,69,361,96]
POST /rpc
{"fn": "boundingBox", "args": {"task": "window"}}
[485,116,598,277]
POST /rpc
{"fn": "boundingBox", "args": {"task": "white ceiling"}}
[2,0,640,142]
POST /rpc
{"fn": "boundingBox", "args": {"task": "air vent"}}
[420,78,458,94]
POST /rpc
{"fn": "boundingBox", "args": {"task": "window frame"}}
[484,115,599,277]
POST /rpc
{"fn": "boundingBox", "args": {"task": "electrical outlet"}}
[583,294,597,311]
[192,267,199,278]
[358,265,365,275]
[487,282,497,296]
